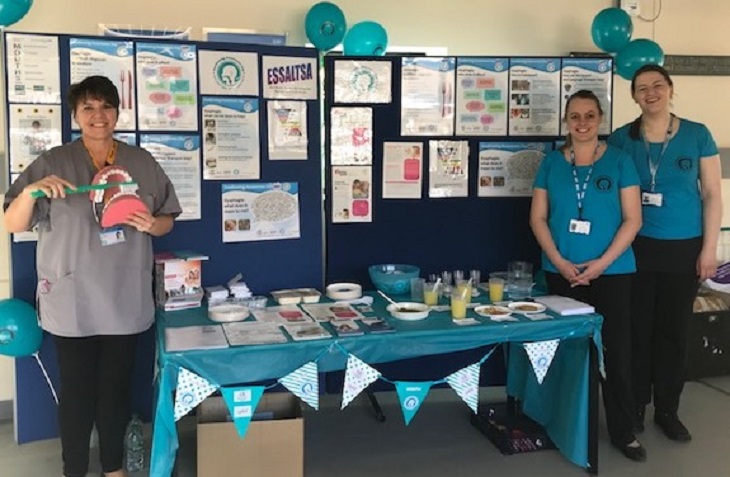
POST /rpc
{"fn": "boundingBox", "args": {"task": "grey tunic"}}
[4,140,182,337]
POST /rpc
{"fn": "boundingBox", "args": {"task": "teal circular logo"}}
[350,67,377,94]
[214,57,244,89]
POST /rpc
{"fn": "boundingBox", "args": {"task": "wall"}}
[1,0,729,404]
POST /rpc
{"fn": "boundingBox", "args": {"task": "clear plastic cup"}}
[450,290,467,320]
[410,277,426,302]
[423,282,440,306]
[488,277,505,303]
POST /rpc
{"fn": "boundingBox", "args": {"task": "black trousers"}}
[53,333,140,477]
[546,272,636,445]
[631,236,702,415]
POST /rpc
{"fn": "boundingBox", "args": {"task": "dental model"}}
[90,165,149,228]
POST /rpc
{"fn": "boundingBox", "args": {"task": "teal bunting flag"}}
[221,386,265,438]
[395,381,434,425]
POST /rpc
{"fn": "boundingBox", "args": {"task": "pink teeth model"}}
[90,165,149,228]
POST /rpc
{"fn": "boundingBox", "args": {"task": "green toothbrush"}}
[30,181,138,199]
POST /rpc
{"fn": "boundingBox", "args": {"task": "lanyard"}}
[84,141,118,171]
[570,144,599,220]
[642,115,674,192]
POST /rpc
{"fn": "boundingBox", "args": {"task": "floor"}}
[1,377,729,477]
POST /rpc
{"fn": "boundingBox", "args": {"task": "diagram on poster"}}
[455,58,509,136]
[267,100,308,160]
[198,50,259,96]
[69,38,136,130]
[332,166,372,223]
[136,43,198,131]
[9,105,62,174]
[509,58,561,136]
[334,60,392,104]
[330,107,372,165]
[560,58,613,136]
[478,142,550,197]
[401,57,455,136]
[382,142,423,199]
[6,33,61,104]
[429,140,469,198]
[221,182,301,242]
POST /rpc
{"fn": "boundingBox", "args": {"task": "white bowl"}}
[386,302,430,321]
[208,304,250,322]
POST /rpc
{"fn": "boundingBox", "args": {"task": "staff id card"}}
[100,227,126,246]
[641,192,663,207]
[569,219,591,235]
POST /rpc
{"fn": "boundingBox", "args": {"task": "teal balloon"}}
[615,39,665,80]
[343,21,388,56]
[591,7,633,53]
[304,2,346,51]
[0,299,42,357]
[0,0,33,27]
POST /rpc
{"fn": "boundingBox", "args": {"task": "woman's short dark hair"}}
[67,75,120,114]
[628,65,674,140]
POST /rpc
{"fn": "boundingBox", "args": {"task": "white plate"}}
[386,303,430,321]
[474,305,513,319]
[508,301,547,314]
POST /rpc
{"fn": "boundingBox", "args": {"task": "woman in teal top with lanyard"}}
[608,64,722,442]
[531,90,645,461]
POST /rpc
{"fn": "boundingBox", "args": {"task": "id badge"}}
[641,192,663,207]
[100,226,126,246]
[569,219,591,235]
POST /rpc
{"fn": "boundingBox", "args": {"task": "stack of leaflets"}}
[534,295,595,316]
[165,325,229,352]
[222,321,288,346]
[330,320,364,336]
[252,305,313,324]
[284,322,332,341]
[360,318,396,334]
[301,303,364,321]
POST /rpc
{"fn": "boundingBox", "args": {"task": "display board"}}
[323,55,613,285]
[4,31,322,443]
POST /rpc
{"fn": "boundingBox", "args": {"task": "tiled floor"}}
[2,378,729,476]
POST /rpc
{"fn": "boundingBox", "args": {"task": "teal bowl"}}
[368,264,420,295]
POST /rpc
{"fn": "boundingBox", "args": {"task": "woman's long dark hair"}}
[560,89,603,152]
[628,65,674,140]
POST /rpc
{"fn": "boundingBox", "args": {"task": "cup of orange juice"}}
[455,279,472,304]
[423,282,440,306]
[450,290,467,319]
[488,277,505,303]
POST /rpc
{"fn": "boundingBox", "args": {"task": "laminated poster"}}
[6,33,61,104]
[202,97,260,180]
[262,56,317,100]
[334,59,392,104]
[10,173,38,243]
[508,58,561,137]
[267,100,308,160]
[401,57,455,136]
[560,58,613,136]
[221,182,301,242]
[382,142,423,199]
[330,107,372,165]
[455,58,509,136]
[428,140,469,198]
[477,142,551,197]
[332,166,372,223]
[8,104,62,174]
[198,50,259,96]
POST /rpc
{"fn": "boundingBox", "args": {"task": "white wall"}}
[1,0,729,398]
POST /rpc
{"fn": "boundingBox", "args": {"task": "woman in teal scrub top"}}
[608,65,722,443]
[531,90,645,461]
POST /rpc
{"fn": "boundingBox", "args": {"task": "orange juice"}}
[450,293,467,319]
[488,278,504,302]
[423,287,439,306]
[455,281,472,304]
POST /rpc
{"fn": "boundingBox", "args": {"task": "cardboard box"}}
[154,251,208,311]
[197,393,304,477]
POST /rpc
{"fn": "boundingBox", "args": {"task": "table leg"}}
[366,390,386,422]
[587,341,599,475]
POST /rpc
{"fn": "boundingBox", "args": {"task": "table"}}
[150,294,604,477]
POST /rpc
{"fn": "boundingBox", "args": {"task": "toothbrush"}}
[30,181,138,199]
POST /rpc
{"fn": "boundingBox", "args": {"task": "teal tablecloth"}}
[150,294,603,477]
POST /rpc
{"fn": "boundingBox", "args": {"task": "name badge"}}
[100,227,126,246]
[569,219,591,235]
[641,192,663,207]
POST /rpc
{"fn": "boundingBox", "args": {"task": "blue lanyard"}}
[570,144,599,220]
[642,115,674,192]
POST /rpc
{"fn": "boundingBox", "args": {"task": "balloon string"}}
[33,352,58,405]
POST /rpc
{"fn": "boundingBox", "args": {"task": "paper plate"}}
[474,305,512,319]
[386,302,430,321]
[508,301,547,314]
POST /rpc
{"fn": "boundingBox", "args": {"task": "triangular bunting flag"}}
[174,368,218,421]
[446,363,481,414]
[341,354,381,410]
[524,339,560,384]
[279,361,320,410]
[221,386,265,438]
[395,381,433,425]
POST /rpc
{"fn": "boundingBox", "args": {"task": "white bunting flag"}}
[174,367,219,421]
[279,361,320,410]
[524,339,560,384]
[341,354,381,409]
[446,363,481,413]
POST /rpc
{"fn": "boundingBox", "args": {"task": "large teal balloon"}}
[0,0,33,27]
[615,39,665,80]
[0,299,42,357]
[591,7,633,53]
[343,21,388,56]
[304,2,346,51]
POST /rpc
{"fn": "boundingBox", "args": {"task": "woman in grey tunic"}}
[4,76,181,477]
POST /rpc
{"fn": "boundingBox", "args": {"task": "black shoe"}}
[654,412,692,442]
[612,439,647,462]
[634,407,645,433]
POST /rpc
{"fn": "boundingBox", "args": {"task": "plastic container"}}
[125,414,145,472]
[368,264,420,295]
